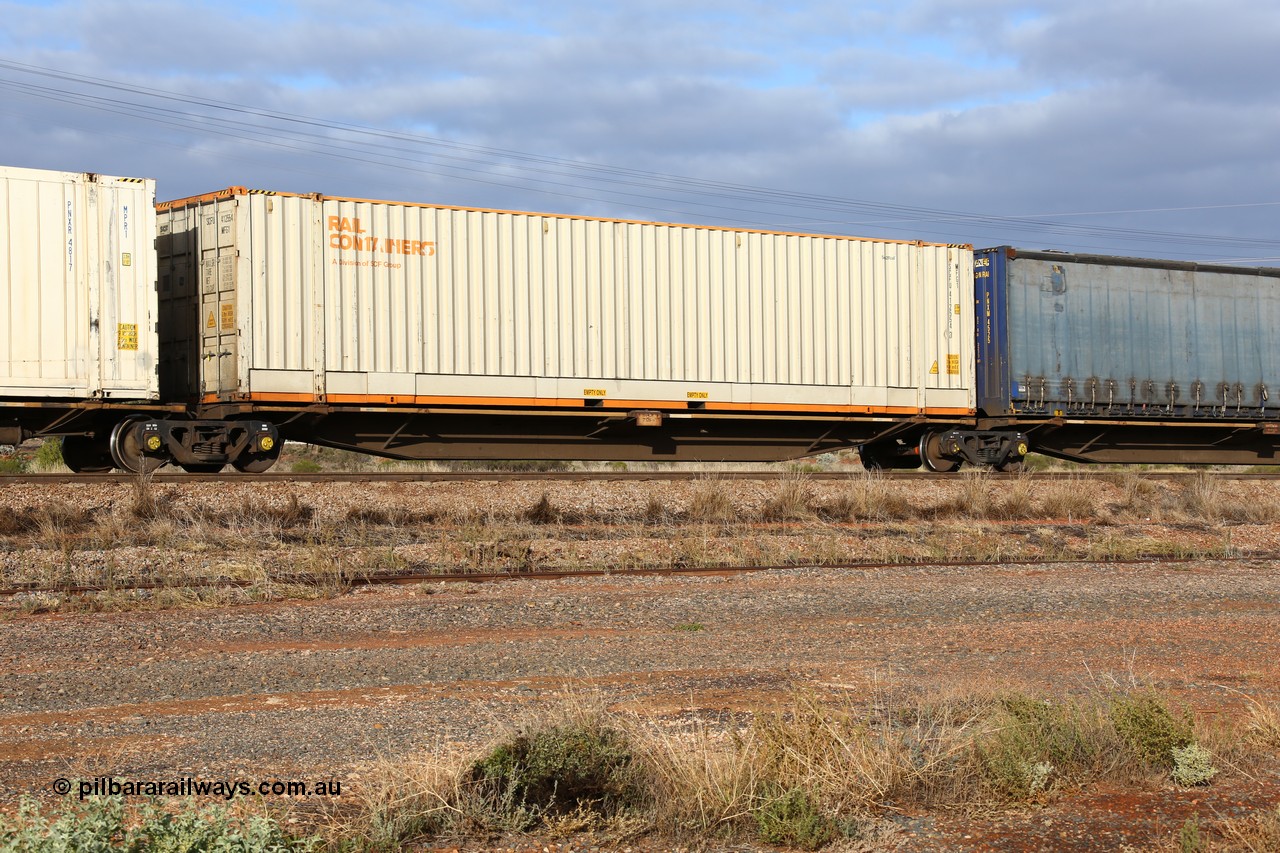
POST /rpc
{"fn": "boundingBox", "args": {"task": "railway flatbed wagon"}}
[155,187,980,464]
[10,163,1278,472]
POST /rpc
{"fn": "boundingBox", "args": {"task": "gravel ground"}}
[1,478,1279,850]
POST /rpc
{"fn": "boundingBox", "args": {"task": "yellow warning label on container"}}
[117,324,138,351]
[584,388,606,397]
[220,302,235,331]
[929,360,939,375]
[954,304,961,314]
[947,354,960,375]
[122,253,132,267]
[206,311,216,329]
[687,391,709,399]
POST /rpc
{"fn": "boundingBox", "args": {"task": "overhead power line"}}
[0,59,1276,260]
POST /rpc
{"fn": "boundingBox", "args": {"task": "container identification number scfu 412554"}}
[328,216,436,257]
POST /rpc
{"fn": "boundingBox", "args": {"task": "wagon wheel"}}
[60,435,114,474]
[230,446,281,473]
[108,417,166,474]
[919,431,961,473]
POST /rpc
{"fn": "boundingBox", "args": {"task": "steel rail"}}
[1,469,1279,485]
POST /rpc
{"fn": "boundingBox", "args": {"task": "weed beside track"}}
[2,471,1278,611]
[6,686,1279,851]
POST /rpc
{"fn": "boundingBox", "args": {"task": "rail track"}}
[2,552,1273,600]
[2,468,1279,485]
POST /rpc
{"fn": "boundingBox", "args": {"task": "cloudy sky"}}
[2,0,1278,263]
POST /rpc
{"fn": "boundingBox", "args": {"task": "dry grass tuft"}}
[1182,472,1227,522]
[1036,476,1098,520]
[686,482,738,524]
[322,748,467,849]
[930,471,1034,520]
[820,473,915,521]
[642,494,669,524]
[1242,695,1280,751]
[525,493,564,525]
[636,721,762,835]
[759,475,814,522]
[745,689,985,814]
[1177,472,1280,524]
[258,492,316,528]
[0,505,95,537]
[1110,471,1165,518]
[295,681,1280,851]
[1217,806,1280,853]
[345,506,392,526]
[127,472,165,521]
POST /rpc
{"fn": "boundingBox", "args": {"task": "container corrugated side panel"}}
[190,190,971,413]
[240,193,320,395]
[1002,251,1280,413]
[0,166,157,400]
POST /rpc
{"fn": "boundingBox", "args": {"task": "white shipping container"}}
[157,189,974,415]
[0,166,158,400]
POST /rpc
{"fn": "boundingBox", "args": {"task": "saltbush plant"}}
[976,695,1112,801]
[0,795,317,852]
[1111,691,1196,770]
[1170,743,1218,787]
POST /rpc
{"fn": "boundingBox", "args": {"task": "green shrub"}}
[1178,816,1204,853]
[290,459,323,473]
[754,787,837,850]
[1111,691,1195,769]
[0,454,28,474]
[1020,453,1055,472]
[0,795,317,852]
[33,439,63,472]
[977,695,1106,800]
[466,719,640,830]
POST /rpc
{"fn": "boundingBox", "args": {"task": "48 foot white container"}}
[158,187,973,417]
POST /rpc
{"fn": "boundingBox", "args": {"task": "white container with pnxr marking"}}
[157,187,974,417]
[0,165,158,400]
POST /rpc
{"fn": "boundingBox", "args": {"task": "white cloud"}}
[0,0,1277,260]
